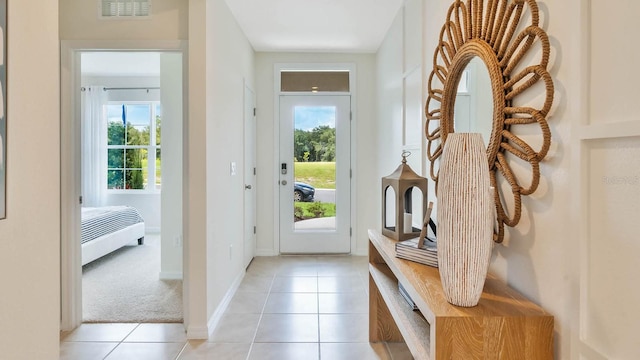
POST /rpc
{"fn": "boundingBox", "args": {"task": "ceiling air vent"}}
[100,0,151,18]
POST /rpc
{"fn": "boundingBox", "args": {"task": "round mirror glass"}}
[453,56,493,147]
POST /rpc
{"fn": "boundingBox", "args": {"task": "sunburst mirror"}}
[425,0,554,243]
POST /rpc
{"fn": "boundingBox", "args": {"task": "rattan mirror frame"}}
[425,0,554,243]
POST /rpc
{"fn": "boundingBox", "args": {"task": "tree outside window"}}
[106,102,161,191]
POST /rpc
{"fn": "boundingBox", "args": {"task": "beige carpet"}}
[82,234,183,323]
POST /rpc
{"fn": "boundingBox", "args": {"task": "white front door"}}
[279,95,351,253]
[243,85,256,268]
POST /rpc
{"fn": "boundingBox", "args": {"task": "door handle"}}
[281,180,288,186]
[245,185,252,190]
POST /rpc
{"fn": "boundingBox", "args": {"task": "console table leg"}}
[369,274,403,342]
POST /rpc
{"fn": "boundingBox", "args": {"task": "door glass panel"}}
[293,106,337,231]
[279,94,350,253]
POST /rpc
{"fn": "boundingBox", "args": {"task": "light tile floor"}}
[60,256,413,360]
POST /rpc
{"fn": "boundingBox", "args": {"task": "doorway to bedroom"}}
[77,51,184,323]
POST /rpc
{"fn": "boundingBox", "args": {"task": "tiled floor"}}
[60,256,413,359]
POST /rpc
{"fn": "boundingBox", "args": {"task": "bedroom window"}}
[106,102,161,191]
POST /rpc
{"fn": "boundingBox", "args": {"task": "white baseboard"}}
[159,271,183,280]
[206,270,245,335]
[352,248,368,256]
[186,325,209,340]
[256,249,277,256]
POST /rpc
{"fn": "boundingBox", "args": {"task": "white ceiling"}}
[81,1,404,76]
[223,0,404,52]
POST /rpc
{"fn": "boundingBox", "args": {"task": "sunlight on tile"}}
[61,323,138,342]
[178,341,251,360]
[209,313,261,343]
[318,275,366,293]
[318,292,369,314]
[248,342,320,360]
[270,276,318,293]
[254,314,319,343]
[59,256,410,360]
[124,323,187,343]
[225,291,269,314]
[263,292,318,314]
[59,342,118,360]
[319,314,370,342]
[104,342,185,360]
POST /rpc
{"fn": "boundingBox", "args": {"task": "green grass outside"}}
[156,158,161,186]
[294,162,335,189]
[141,158,162,188]
[294,202,336,219]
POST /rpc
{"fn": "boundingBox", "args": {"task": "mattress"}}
[81,206,144,244]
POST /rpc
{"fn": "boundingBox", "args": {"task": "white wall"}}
[60,0,210,336]
[376,1,423,224]
[81,75,163,231]
[82,61,184,277]
[576,1,640,358]
[25,0,635,356]
[60,0,188,40]
[0,1,60,359]
[160,53,184,279]
[411,0,640,358]
[254,52,377,256]
[376,11,403,227]
[416,0,576,357]
[204,0,255,325]
[184,0,208,337]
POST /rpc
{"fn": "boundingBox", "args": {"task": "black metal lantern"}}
[382,152,428,240]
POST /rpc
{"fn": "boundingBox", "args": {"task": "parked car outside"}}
[294,182,315,202]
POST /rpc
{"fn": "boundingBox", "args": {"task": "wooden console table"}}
[368,229,553,359]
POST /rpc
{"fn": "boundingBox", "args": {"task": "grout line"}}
[102,345,117,360]
[121,323,141,342]
[317,274,323,359]
[245,273,275,360]
[101,323,141,359]
[173,342,189,360]
[176,257,370,360]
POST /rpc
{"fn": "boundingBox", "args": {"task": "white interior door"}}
[243,85,256,268]
[279,95,351,253]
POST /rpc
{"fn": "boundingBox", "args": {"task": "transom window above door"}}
[280,71,350,92]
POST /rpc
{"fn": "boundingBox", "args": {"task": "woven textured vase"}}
[437,133,494,307]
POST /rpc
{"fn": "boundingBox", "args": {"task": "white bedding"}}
[81,206,144,244]
[81,206,145,265]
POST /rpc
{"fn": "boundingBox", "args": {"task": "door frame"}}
[60,40,188,332]
[278,94,351,253]
[272,63,357,254]
[243,81,257,267]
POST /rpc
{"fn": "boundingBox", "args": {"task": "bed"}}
[81,206,145,266]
